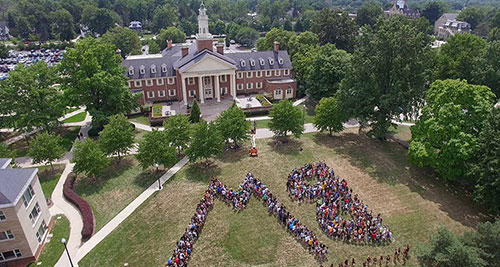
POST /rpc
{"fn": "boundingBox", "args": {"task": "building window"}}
[22,185,35,208]
[286,87,293,94]
[147,91,155,98]
[259,58,265,66]
[284,69,290,76]
[0,211,5,221]
[0,230,14,241]
[134,80,142,87]
[240,60,246,67]
[266,70,271,77]
[189,90,196,97]
[128,81,132,88]
[275,70,281,76]
[128,67,134,75]
[250,59,255,66]
[161,64,167,73]
[29,203,41,225]
[146,79,153,87]
[151,65,156,74]
[278,57,284,65]
[256,71,262,78]
[139,66,145,74]
[237,72,243,79]
[188,77,195,85]
[169,89,176,96]
[247,72,253,78]
[158,90,166,97]
[256,82,262,89]
[36,221,47,243]
[247,83,253,89]
[237,84,243,90]
[0,249,22,261]
[157,78,164,85]
[221,87,227,95]
[275,88,282,96]
[220,75,227,82]
[268,58,274,65]
[168,77,175,84]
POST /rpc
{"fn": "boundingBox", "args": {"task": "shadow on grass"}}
[75,158,135,195]
[312,131,489,228]
[185,161,221,184]
[264,138,303,156]
[218,145,248,163]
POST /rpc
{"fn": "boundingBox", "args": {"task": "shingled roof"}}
[0,166,38,207]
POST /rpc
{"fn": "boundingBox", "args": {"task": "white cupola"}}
[197,2,212,40]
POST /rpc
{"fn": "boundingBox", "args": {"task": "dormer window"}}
[240,60,246,67]
[161,64,167,73]
[151,64,156,74]
[268,58,274,65]
[128,67,134,75]
[278,57,283,65]
[250,59,255,67]
[139,65,145,74]
[259,58,265,66]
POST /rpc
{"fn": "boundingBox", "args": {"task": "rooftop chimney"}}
[216,44,224,55]
[273,41,280,53]
[167,40,173,49]
[181,46,189,57]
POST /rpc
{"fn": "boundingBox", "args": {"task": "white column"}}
[215,75,220,102]
[198,76,204,104]
[231,73,237,99]
[181,76,188,105]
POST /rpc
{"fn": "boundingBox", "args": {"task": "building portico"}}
[180,71,236,105]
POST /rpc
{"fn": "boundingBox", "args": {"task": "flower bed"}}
[256,95,272,106]
[152,104,163,118]
[63,172,95,240]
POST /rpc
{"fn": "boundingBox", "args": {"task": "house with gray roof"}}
[434,13,471,39]
[122,3,296,107]
[0,159,51,266]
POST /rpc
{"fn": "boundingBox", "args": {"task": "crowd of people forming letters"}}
[166,162,394,267]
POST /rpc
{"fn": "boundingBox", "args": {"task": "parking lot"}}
[0,48,65,80]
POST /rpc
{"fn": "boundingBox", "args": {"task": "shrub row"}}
[63,172,95,240]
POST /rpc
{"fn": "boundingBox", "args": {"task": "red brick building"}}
[122,3,296,106]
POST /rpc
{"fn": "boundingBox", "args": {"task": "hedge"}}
[63,172,95,240]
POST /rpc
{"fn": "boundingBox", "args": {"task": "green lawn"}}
[36,164,65,199]
[29,215,70,267]
[79,129,486,267]
[389,125,412,142]
[134,129,148,141]
[65,107,80,114]
[63,112,86,123]
[74,156,164,231]
[129,114,150,125]
[8,126,80,158]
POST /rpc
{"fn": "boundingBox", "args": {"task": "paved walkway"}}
[74,157,189,263]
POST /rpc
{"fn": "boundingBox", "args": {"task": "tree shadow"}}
[185,161,222,184]
[218,144,248,163]
[312,131,490,228]
[133,170,164,189]
[264,138,303,156]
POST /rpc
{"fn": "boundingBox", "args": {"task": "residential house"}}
[386,0,420,18]
[434,13,471,39]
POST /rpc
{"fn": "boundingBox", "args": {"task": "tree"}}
[356,1,383,28]
[28,132,65,170]
[156,27,186,50]
[0,143,9,158]
[59,38,138,129]
[136,130,177,170]
[338,16,432,139]
[473,220,500,266]
[216,103,250,146]
[189,100,201,123]
[435,34,486,84]
[72,139,110,179]
[458,6,486,30]
[0,62,64,134]
[151,4,178,33]
[417,227,487,267]
[164,115,191,155]
[314,97,345,136]
[409,79,495,181]
[147,39,161,54]
[101,27,141,57]
[185,120,223,165]
[81,6,119,36]
[289,31,319,57]
[421,1,447,25]
[257,27,296,51]
[311,8,358,52]
[305,44,351,100]
[50,9,75,41]
[0,44,8,58]
[235,27,259,47]
[98,114,135,163]
[471,107,500,214]
[477,41,500,97]
[269,100,304,138]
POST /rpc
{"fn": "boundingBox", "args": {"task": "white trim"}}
[247,83,253,89]
[188,77,195,85]
[237,72,243,79]
[134,80,142,87]
[256,71,262,78]
[150,65,156,74]
[237,84,243,90]
[158,90,166,97]
[0,158,11,169]
[266,70,271,77]
[247,72,253,78]
[146,79,153,87]
[284,69,290,76]
[256,82,262,89]
[168,77,175,85]
[0,230,15,242]
[0,211,6,221]
[188,90,196,97]
[157,78,164,85]
[275,70,281,76]
[220,75,227,82]
[147,91,155,98]
[169,89,176,96]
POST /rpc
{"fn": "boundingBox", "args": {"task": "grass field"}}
[74,156,163,231]
[63,112,86,123]
[8,126,80,157]
[79,128,486,267]
[36,164,65,199]
[29,215,70,267]
[129,114,150,125]
[389,125,412,142]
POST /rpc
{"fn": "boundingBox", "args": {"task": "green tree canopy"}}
[356,1,383,28]
[477,41,500,98]
[236,27,259,47]
[151,4,179,33]
[338,16,432,139]
[81,6,120,36]
[289,31,319,57]
[28,132,65,169]
[421,1,448,25]
[311,8,358,52]
[216,103,250,146]
[59,38,138,128]
[98,114,135,162]
[101,27,141,57]
[314,97,345,136]
[164,115,191,155]
[409,79,495,181]
[147,40,161,54]
[458,6,487,30]
[186,120,223,164]
[50,9,75,41]
[189,100,201,123]
[72,139,110,179]
[257,28,296,51]
[136,130,177,170]
[156,27,186,50]
[269,100,304,138]
[0,62,64,133]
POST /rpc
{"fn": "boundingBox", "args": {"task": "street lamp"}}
[302,104,306,124]
[155,163,162,190]
[61,238,74,267]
